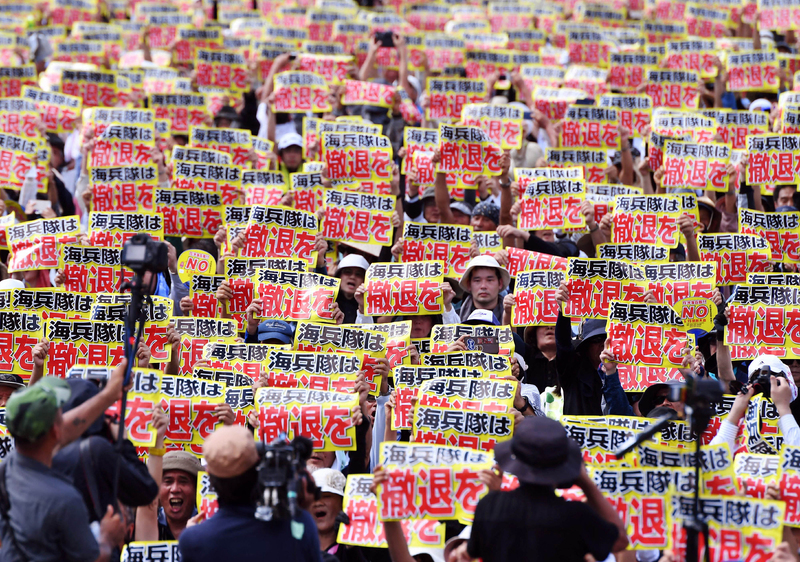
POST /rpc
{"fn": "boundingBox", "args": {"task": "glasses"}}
[653,395,671,406]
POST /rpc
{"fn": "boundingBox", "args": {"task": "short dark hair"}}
[209,464,259,507]
[184,239,219,262]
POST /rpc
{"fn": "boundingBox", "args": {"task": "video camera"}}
[254,435,318,523]
[121,234,169,276]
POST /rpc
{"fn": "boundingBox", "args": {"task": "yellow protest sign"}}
[376,442,494,521]
[364,261,445,316]
[272,71,331,113]
[425,77,487,121]
[401,223,472,279]
[607,301,693,368]
[338,474,446,548]
[460,103,523,150]
[252,268,339,324]
[256,387,358,451]
[562,258,646,319]
[177,250,216,284]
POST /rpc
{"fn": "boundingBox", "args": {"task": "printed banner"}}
[342,79,395,108]
[189,127,252,167]
[60,69,117,107]
[150,94,209,135]
[59,246,132,294]
[545,148,608,183]
[90,165,157,212]
[739,208,800,262]
[254,269,340,323]
[413,403,514,452]
[255,387,358,451]
[272,71,332,113]
[259,349,360,393]
[321,132,394,187]
[364,262,445,316]
[88,212,164,248]
[563,258,646,319]
[241,206,319,265]
[611,195,686,248]
[426,78,487,121]
[511,270,565,326]
[376,442,494,521]
[154,188,224,239]
[662,141,731,192]
[436,124,502,177]
[0,131,37,187]
[21,87,82,133]
[747,134,800,185]
[195,49,248,92]
[727,50,779,92]
[338,474,446,548]
[393,363,488,429]
[401,223,472,279]
[597,94,652,139]
[505,247,569,278]
[7,216,80,272]
[725,283,800,359]
[698,234,771,285]
[517,176,585,231]
[606,301,692,368]
[43,319,125,377]
[460,103,523,150]
[644,71,699,110]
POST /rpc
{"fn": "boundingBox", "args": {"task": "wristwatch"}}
[500,178,512,189]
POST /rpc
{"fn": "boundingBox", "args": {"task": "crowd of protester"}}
[2,0,800,561]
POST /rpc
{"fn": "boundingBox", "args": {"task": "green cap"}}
[6,377,71,442]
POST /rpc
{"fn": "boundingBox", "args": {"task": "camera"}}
[748,367,785,399]
[121,234,169,275]
[376,31,394,48]
[254,435,317,523]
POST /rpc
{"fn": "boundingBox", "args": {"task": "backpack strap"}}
[80,438,105,521]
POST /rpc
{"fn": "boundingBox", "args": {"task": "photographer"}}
[178,426,322,562]
[0,377,126,561]
[52,377,158,527]
[711,355,800,450]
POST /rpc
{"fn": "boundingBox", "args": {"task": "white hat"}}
[0,279,24,290]
[335,253,370,276]
[312,468,346,496]
[749,354,798,401]
[748,98,773,112]
[277,132,304,151]
[458,255,510,292]
[407,75,421,94]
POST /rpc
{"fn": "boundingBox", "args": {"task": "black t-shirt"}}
[468,485,618,562]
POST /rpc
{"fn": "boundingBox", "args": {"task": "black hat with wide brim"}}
[494,417,583,488]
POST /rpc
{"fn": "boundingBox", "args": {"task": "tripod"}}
[110,271,156,507]
[615,377,721,562]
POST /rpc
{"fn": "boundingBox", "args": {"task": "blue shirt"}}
[178,504,322,562]
[0,451,99,562]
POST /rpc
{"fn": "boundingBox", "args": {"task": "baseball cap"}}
[464,309,500,326]
[203,425,259,478]
[6,377,71,442]
[278,132,304,151]
[256,320,294,344]
[450,201,473,217]
[312,468,346,496]
[163,451,202,479]
[335,253,369,276]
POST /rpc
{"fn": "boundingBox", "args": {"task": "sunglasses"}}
[653,395,671,406]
